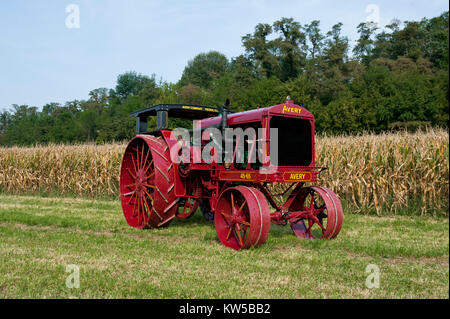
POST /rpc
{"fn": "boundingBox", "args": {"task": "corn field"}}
[315,129,449,216]
[0,129,448,216]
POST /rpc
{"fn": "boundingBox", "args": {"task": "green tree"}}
[242,24,279,78]
[179,51,229,89]
[353,22,378,65]
[305,20,325,60]
[111,71,157,101]
[273,17,307,81]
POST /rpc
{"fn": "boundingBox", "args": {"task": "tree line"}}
[0,11,448,146]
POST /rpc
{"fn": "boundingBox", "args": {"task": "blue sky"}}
[0,0,448,111]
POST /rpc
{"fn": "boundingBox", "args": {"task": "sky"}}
[0,0,448,111]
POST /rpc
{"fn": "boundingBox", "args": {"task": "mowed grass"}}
[0,194,448,299]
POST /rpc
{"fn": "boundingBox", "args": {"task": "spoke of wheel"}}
[142,149,151,174]
[306,219,313,236]
[122,190,135,197]
[124,183,136,189]
[317,211,327,227]
[143,195,151,217]
[132,195,139,217]
[185,201,193,214]
[220,211,231,218]
[127,191,137,205]
[135,145,141,169]
[126,168,136,180]
[230,192,235,212]
[312,215,326,232]
[136,196,141,224]
[220,211,232,224]
[226,225,233,241]
[239,220,250,226]
[313,199,322,210]
[144,190,154,204]
[131,153,138,175]
[140,144,145,170]
[144,159,154,174]
[138,196,143,220]
[131,200,136,217]
[242,226,248,241]
[138,197,144,225]
[318,217,324,228]
[141,196,146,223]
[145,172,155,180]
[238,200,247,212]
[220,213,231,228]
[183,202,190,215]
[144,183,155,189]
[234,226,244,248]
[143,148,151,168]
[139,196,145,225]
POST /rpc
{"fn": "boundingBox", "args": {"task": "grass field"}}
[0,194,448,299]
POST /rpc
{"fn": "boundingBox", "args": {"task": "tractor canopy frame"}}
[130,104,220,133]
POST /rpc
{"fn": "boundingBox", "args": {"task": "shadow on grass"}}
[169,209,302,249]
[169,210,213,229]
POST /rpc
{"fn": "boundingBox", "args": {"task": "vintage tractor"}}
[119,99,343,250]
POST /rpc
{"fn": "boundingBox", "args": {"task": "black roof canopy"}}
[130,104,220,133]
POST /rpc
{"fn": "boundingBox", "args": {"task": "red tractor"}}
[119,99,343,250]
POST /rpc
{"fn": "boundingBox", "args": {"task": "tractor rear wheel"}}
[288,186,343,239]
[120,135,178,229]
[214,186,271,250]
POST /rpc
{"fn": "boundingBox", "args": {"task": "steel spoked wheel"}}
[120,139,154,228]
[289,186,343,239]
[120,136,178,229]
[215,186,270,250]
[176,197,199,219]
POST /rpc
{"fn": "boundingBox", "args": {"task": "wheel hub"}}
[229,212,246,225]
[135,169,146,196]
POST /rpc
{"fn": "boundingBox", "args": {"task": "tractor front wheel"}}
[214,186,271,250]
[288,186,343,239]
